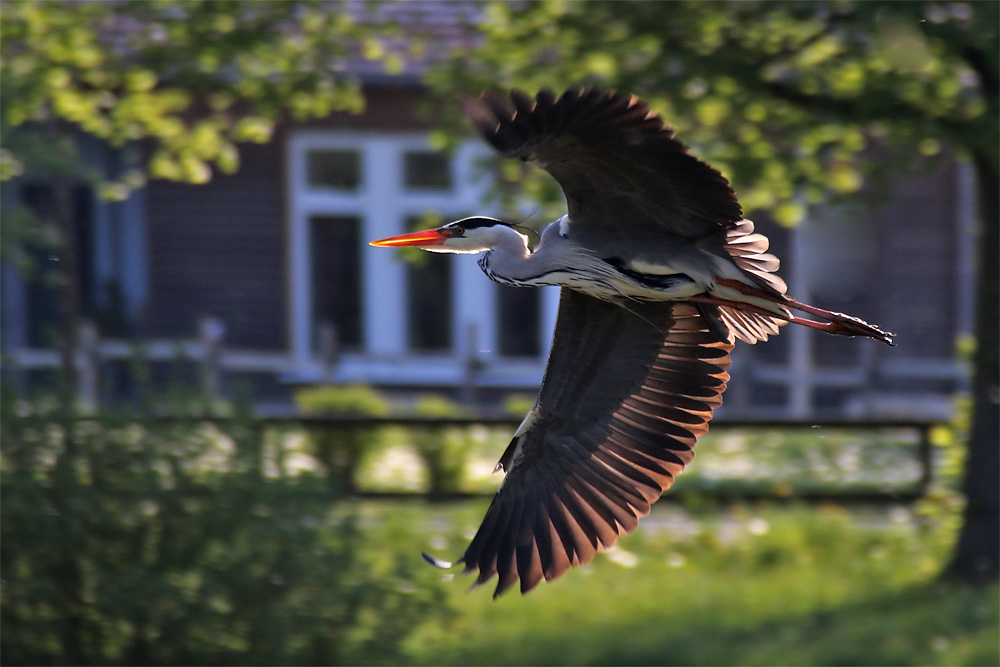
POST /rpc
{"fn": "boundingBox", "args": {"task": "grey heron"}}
[370,89,894,597]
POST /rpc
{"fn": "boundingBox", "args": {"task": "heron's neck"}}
[477,227,539,285]
[494,226,532,260]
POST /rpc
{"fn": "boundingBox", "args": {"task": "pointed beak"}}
[369,228,453,247]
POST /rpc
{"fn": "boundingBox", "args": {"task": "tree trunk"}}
[47,121,82,414]
[943,153,1000,580]
[54,175,80,408]
[46,123,89,660]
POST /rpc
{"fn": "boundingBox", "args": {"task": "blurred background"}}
[1,1,996,665]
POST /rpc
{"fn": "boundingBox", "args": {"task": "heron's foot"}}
[422,552,454,569]
[790,311,895,346]
[713,278,895,346]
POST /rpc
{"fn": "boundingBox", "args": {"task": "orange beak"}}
[369,228,453,247]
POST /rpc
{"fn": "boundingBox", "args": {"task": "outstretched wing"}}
[460,88,742,240]
[457,289,733,597]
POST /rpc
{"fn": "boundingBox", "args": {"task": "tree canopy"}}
[0,0,401,191]
[429,0,996,225]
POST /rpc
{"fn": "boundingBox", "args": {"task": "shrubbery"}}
[294,384,391,493]
[4,383,988,665]
[410,395,472,497]
[0,393,446,665]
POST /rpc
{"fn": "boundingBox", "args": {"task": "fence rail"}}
[14,412,940,501]
[245,415,940,501]
[4,317,961,420]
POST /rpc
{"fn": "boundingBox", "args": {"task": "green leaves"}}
[429,0,997,226]
[0,0,397,195]
[0,406,447,665]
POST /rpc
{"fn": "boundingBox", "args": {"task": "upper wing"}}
[457,289,733,597]
[461,88,742,239]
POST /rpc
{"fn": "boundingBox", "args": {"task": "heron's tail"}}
[700,278,895,346]
[713,219,789,344]
[701,220,894,346]
[724,219,787,295]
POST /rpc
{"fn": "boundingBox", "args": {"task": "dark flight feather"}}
[456,290,732,596]
[462,88,742,239]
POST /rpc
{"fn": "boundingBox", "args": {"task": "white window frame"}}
[286,130,555,387]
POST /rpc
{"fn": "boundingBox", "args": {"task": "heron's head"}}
[370,217,527,255]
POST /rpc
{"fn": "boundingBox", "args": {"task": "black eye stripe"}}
[455,216,506,230]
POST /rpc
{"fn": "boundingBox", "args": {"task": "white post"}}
[199,317,226,402]
[788,224,814,418]
[317,321,339,379]
[77,320,100,413]
[462,322,482,405]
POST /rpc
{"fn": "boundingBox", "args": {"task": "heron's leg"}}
[715,277,864,319]
[690,294,787,320]
[694,284,894,345]
[691,294,835,331]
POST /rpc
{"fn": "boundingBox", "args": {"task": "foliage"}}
[410,394,471,497]
[354,420,942,500]
[295,383,391,418]
[0,0,401,189]
[0,397,446,665]
[294,384,391,493]
[428,0,997,225]
[502,393,536,418]
[674,426,930,497]
[3,381,994,665]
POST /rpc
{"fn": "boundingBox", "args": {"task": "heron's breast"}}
[478,249,705,301]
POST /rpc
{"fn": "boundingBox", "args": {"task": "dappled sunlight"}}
[683,428,926,495]
[362,445,427,491]
[398,501,996,666]
[603,545,641,569]
[3,403,996,665]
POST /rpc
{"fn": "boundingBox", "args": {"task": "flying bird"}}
[370,88,894,597]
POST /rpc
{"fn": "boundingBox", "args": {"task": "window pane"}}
[310,216,362,350]
[20,183,98,345]
[497,285,540,357]
[407,257,452,351]
[403,151,451,190]
[307,150,361,189]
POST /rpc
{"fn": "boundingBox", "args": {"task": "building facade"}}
[0,83,974,418]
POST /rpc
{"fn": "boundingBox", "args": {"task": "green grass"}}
[383,502,998,666]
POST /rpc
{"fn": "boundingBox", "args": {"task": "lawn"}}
[388,501,997,666]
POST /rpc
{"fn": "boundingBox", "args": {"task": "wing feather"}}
[542,498,579,575]
[555,487,602,556]
[455,289,733,595]
[463,88,794,347]
[462,89,742,239]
